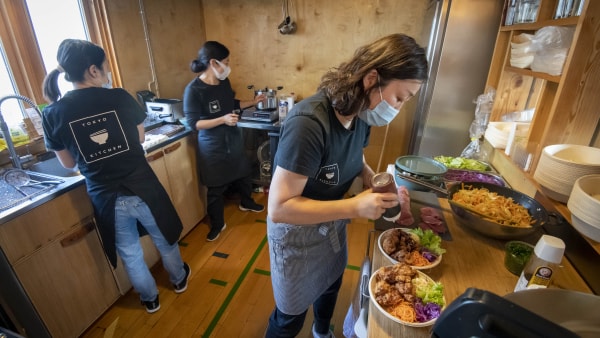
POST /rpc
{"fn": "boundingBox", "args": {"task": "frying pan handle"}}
[547,212,565,226]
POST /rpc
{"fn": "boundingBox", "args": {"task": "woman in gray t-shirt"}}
[265,34,429,338]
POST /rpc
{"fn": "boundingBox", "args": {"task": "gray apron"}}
[267,216,349,315]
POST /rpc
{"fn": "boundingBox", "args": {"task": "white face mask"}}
[212,60,231,80]
[358,84,399,126]
[102,71,112,89]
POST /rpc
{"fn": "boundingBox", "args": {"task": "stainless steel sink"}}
[0,168,69,212]
[28,155,80,178]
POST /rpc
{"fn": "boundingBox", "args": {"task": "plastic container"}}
[514,235,565,291]
[504,241,534,276]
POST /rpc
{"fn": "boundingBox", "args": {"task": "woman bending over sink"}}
[40,39,190,314]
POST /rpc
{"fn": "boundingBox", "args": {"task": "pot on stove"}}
[249,85,283,110]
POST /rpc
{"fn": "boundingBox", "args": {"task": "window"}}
[0,0,112,131]
[0,40,22,126]
[26,0,88,97]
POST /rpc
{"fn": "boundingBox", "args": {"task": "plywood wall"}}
[106,0,430,170]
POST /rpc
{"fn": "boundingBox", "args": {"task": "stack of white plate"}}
[567,175,600,241]
[510,33,534,69]
[534,145,600,203]
[484,122,530,149]
[484,122,511,149]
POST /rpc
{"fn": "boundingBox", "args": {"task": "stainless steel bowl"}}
[447,182,547,239]
[394,156,447,191]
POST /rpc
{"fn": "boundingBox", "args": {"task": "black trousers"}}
[206,176,254,230]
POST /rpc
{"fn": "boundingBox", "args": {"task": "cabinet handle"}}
[164,142,181,154]
[146,151,165,162]
[60,222,94,248]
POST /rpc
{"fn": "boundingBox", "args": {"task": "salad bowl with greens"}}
[434,155,492,172]
[378,228,446,270]
[370,263,445,327]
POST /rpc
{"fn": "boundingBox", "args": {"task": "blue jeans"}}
[265,274,343,337]
[114,195,185,302]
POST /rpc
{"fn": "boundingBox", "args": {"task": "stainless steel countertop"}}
[0,127,193,225]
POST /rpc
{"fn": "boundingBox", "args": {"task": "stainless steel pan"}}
[446,182,548,239]
[396,172,549,239]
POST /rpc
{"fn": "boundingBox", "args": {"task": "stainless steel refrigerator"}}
[408,0,504,157]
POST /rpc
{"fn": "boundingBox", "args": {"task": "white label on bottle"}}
[514,266,552,291]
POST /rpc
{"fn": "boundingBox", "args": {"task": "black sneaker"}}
[239,201,265,213]
[206,223,227,242]
[142,295,160,314]
[173,262,191,293]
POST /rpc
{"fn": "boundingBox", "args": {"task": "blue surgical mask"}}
[358,84,399,126]
[102,71,112,89]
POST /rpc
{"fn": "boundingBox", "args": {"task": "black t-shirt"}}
[274,91,370,201]
[42,87,147,183]
[182,77,249,186]
[183,77,240,127]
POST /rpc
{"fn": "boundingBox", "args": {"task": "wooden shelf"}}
[503,66,561,83]
[500,15,579,31]
[487,0,600,174]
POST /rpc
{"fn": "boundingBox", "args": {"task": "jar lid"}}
[534,235,565,264]
[395,156,447,177]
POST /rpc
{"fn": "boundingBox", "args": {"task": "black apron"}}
[196,124,251,187]
[87,164,183,268]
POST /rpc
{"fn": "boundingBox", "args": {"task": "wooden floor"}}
[81,190,375,338]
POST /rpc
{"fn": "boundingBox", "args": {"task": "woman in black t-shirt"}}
[183,41,265,242]
[42,39,190,314]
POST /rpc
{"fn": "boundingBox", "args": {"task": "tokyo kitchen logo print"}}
[69,110,130,163]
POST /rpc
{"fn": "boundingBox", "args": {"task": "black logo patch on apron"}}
[209,100,221,114]
[316,164,339,185]
[69,110,130,163]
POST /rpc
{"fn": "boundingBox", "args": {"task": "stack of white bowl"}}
[567,175,600,241]
[533,144,600,203]
[510,33,534,69]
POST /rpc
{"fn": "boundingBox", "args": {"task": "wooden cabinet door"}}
[163,136,205,237]
[13,219,120,338]
[0,185,93,263]
[146,147,171,196]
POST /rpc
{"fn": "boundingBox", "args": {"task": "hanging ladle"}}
[3,168,63,189]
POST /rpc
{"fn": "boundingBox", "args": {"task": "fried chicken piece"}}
[381,230,400,254]
[383,228,420,265]
[374,279,403,306]
[374,263,419,310]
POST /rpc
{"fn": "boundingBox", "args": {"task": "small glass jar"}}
[504,241,534,276]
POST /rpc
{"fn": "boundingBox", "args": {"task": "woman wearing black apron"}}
[183,41,265,241]
[41,39,190,314]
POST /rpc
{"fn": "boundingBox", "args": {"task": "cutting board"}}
[374,190,452,241]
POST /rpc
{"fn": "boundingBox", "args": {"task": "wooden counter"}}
[367,198,592,337]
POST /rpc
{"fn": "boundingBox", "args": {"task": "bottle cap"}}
[533,235,565,264]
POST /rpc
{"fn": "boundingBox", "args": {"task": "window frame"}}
[0,0,118,105]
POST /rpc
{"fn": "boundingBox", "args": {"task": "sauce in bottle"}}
[514,235,565,291]
[371,172,401,222]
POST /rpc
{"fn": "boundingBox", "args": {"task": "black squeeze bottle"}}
[371,172,401,222]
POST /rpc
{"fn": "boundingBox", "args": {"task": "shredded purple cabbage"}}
[414,300,442,322]
[421,250,437,262]
[444,169,505,186]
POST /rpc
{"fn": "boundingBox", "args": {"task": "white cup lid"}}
[534,235,565,264]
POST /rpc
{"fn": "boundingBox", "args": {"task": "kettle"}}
[249,85,283,110]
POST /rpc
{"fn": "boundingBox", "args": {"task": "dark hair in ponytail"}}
[42,39,106,103]
[190,41,229,73]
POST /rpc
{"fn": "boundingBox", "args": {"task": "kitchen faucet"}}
[0,94,43,169]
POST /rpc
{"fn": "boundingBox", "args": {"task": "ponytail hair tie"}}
[56,65,65,73]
